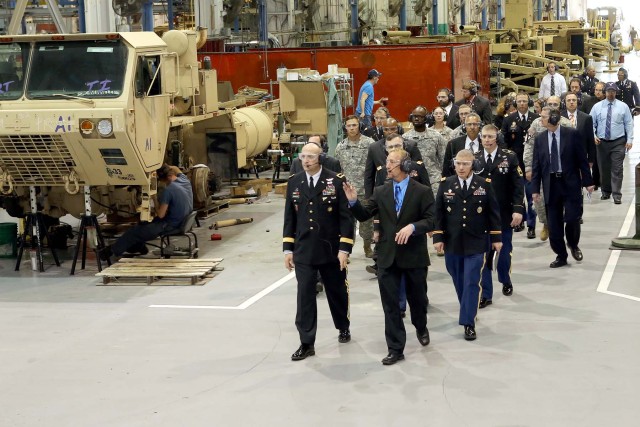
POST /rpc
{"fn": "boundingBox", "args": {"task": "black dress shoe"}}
[502,284,513,296]
[464,325,476,341]
[99,245,112,261]
[613,196,622,204]
[601,194,611,200]
[416,328,430,346]
[381,353,405,365]
[579,218,584,224]
[401,311,406,318]
[526,227,536,239]
[291,344,315,361]
[479,298,492,309]
[570,246,583,261]
[550,258,568,268]
[513,224,524,232]
[338,329,351,343]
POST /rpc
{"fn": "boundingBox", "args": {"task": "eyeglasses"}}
[547,103,560,107]
[298,154,319,160]
[386,159,401,164]
[454,160,472,166]
[481,134,497,139]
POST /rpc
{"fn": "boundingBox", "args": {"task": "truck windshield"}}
[27,40,127,99]
[0,42,28,100]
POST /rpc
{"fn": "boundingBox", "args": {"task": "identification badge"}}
[447,206,452,212]
[477,207,483,213]
[327,207,333,212]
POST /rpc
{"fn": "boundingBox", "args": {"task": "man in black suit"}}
[437,88,460,129]
[364,118,422,199]
[289,135,341,175]
[345,149,435,365]
[442,113,482,177]
[582,81,605,115]
[362,106,395,141]
[531,109,594,268]
[501,92,539,238]
[475,125,524,305]
[455,80,493,125]
[283,142,354,361]
[562,93,598,187]
[433,149,502,341]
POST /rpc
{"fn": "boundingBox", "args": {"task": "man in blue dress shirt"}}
[590,82,634,204]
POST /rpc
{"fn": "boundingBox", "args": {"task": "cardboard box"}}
[274,183,287,195]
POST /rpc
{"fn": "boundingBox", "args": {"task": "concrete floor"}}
[2,61,640,426]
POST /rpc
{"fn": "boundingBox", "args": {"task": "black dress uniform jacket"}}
[433,175,502,255]
[283,169,354,264]
[364,138,423,198]
[441,135,482,177]
[349,179,435,269]
[579,74,599,96]
[501,111,539,169]
[289,155,341,176]
[615,79,640,111]
[474,148,525,228]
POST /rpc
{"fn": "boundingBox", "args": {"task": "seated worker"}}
[101,164,193,259]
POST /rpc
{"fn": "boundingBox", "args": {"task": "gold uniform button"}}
[463,224,466,227]
[309,202,313,205]
[310,226,314,230]
[463,216,466,219]
[463,200,467,204]
[463,208,467,212]
[310,210,313,213]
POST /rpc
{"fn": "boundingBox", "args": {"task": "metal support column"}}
[497,0,502,29]
[78,0,86,33]
[399,0,406,31]
[482,7,487,30]
[556,0,560,21]
[142,0,154,32]
[167,0,174,30]
[537,0,542,21]
[432,0,438,35]
[350,0,359,45]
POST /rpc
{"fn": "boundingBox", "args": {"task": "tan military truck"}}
[0,30,275,221]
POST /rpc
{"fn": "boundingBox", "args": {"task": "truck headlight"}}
[97,119,113,137]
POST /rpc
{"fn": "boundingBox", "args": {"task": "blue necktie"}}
[394,185,402,213]
[551,133,560,173]
[605,103,612,140]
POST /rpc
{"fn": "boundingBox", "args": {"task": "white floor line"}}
[148,271,296,310]
[596,196,637,300]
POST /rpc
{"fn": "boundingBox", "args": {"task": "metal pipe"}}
[142,0,153,32]
[537,0,542,21]
[482,7,487,30]
[497,0,503,29]
[461,4,466,26]
[432,0,438,35]
[258,0,268,46]
[382,30,412,38]
[77,0,86,33]
[399,0,406,30]
[350,0,359,45]
[556,0,560,21]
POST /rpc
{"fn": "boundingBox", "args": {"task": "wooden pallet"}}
[95,258,223,286]
[197,200,230,219]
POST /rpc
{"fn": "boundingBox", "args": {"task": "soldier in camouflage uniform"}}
[335,115,376,256]
[449,104,473,139]
[524,105,572,241]
[403,106,448,197]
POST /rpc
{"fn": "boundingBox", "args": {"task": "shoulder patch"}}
[417,160,423,165]
[502,149,513,153]
[289,174,296,180]
[485,178,492,183]
[336,173,345,179]
[441,177,447,182]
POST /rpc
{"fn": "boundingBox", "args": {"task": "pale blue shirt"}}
[590,98,634,142]
[356,81,375,116]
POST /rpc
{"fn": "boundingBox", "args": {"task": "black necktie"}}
[550,75,555,96]
[309,176,314,189]
[462,180,468,193]
[551,133,559,173]
[487,153,492,165]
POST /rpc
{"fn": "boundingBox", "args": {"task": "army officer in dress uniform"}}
[475,125,524,306]
[283,142,355,361]
[433,150,502,341]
